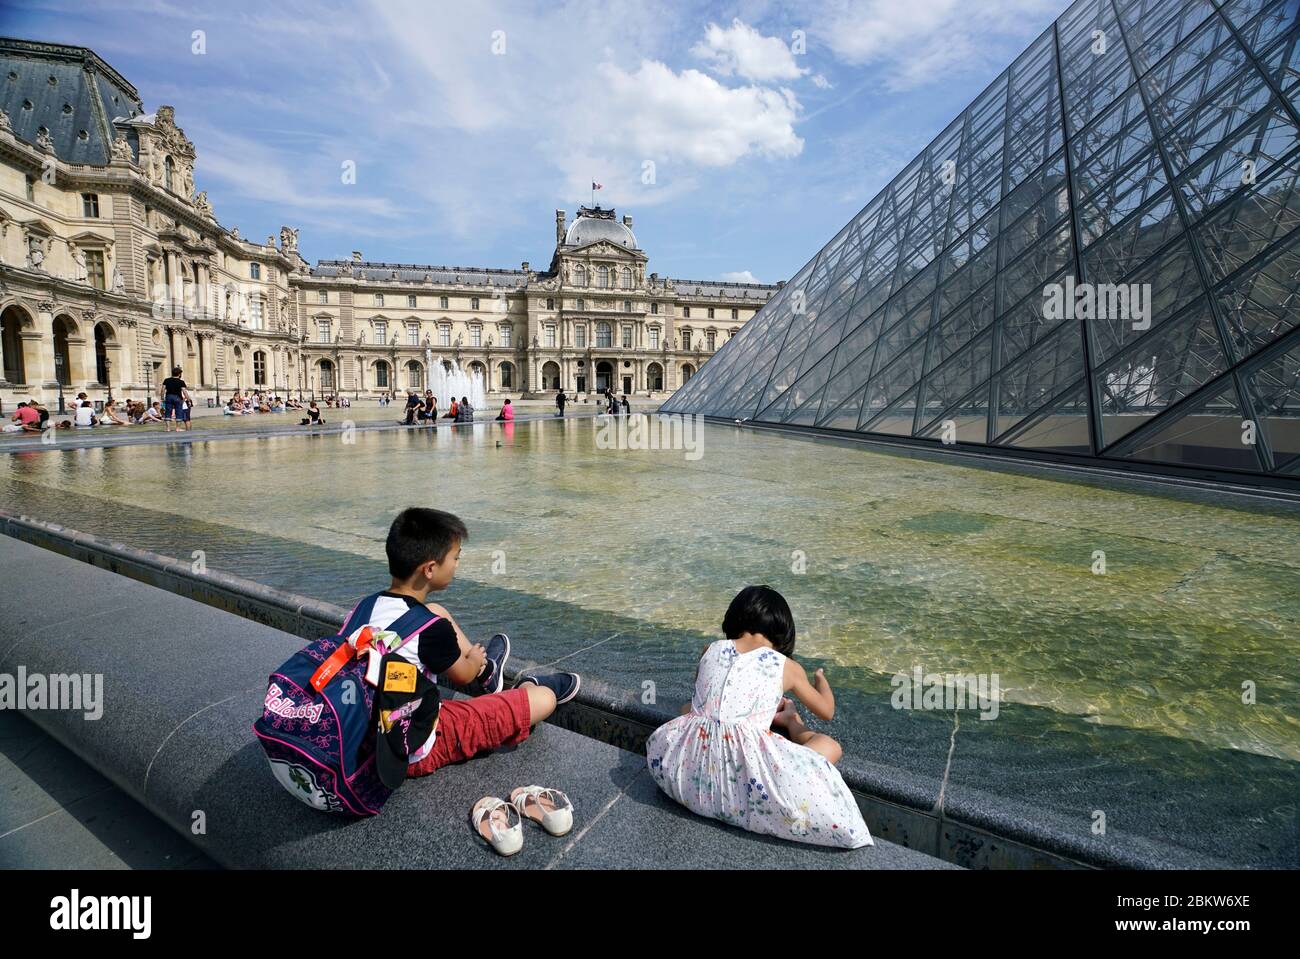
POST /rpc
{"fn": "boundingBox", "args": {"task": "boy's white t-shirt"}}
[363,593,461,765]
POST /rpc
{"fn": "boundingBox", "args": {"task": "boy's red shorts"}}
[407,688,532,776]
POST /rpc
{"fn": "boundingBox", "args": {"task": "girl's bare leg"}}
[776,708,843,765]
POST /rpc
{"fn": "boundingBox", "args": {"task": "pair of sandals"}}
[471,786,573,857]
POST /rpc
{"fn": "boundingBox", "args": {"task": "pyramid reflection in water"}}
[663,0,1300,487]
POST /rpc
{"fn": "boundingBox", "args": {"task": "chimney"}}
[622,215,633,228]
[352,251,363,262]
[555,210,566,245]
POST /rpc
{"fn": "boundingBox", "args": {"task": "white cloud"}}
[691,19,805,82]
[582,60,803,168]
[806,0,1061,91]
[811,73,833,89]
[720,270,761,283]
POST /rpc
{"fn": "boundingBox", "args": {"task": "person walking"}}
[160,366,190,432]
[556,388,567,417]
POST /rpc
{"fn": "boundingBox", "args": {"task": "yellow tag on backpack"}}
[383,661,417,693]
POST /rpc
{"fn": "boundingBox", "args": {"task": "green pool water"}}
[3,417,1297,764]
[3,416,1299,866]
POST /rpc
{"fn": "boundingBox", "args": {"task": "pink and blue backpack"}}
[252,593,440,816]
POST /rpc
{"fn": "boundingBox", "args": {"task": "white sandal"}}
[510,785,574,837]
[470,797,524,856]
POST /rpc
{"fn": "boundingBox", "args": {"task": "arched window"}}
[52,316,75,387]
[164,156,174,192]
[499,361,514,390]
[621,267,632,289]
[681,363,695,382]
[319,359,335,390]
[541,361,560,390]
[375,360,390,389]
[94,321,113,385]
[598,265,609,289]
[573,265,586,287]
[647,362,664,391]
[407,360,424,390]
[2,306,29,383]
[596,321,612,347]
[253,350,267,386]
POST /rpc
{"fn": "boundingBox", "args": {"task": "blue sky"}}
[4,0,1066,283]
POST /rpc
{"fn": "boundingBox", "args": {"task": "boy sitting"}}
[360,507,580,782]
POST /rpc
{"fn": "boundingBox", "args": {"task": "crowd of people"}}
[4,393,168,433]
[6,372,636,438]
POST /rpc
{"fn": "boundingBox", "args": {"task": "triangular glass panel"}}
[860,384,921,436]
[995,379,1093,454]
[1241,334,1300,471]
[1116,378,1266,472]
[1094,297,1230,448]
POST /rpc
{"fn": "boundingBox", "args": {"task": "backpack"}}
[252,593,440,816]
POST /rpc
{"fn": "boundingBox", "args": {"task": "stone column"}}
[33,300,57,386]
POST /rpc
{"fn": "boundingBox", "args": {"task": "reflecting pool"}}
[2,417,1297,865]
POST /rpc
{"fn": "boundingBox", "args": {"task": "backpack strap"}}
[338,592,382,637]
[384,607,441,652]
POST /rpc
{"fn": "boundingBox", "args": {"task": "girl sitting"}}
[646,585,871,849]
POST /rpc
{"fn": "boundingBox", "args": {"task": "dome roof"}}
[565,207,637,249]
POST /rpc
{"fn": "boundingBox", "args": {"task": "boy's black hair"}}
[722,585,795,656]
[386,507,468,578]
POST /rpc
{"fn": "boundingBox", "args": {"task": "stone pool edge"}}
[2,508,1166,870]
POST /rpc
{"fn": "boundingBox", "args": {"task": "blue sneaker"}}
[514,671,581,705]
[465,633,510,696]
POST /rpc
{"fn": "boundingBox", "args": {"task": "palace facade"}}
[0,38,779,411]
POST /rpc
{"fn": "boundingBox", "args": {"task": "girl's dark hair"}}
[172,366,182,376]
[722,585,795,656]
[386,507,468,578]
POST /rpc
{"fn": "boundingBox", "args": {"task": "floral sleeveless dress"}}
[646,640,871,849]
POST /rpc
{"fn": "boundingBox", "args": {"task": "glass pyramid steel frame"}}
[663,0,1300,491]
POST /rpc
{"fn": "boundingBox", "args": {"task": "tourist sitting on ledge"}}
[443,398,459,420]
[100,399,129,426]
[27,398,49,429]
[418,391,437,422]
[300,401,324,426]
[140,401,163,423]
[2,402,42,433]
[495,399,514,422]
[74,400,98,428]
[305,508,577,850]
[454,396,474,423]
[645,585,872,850]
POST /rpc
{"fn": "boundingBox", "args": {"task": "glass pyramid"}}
[663,0,1300,488]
